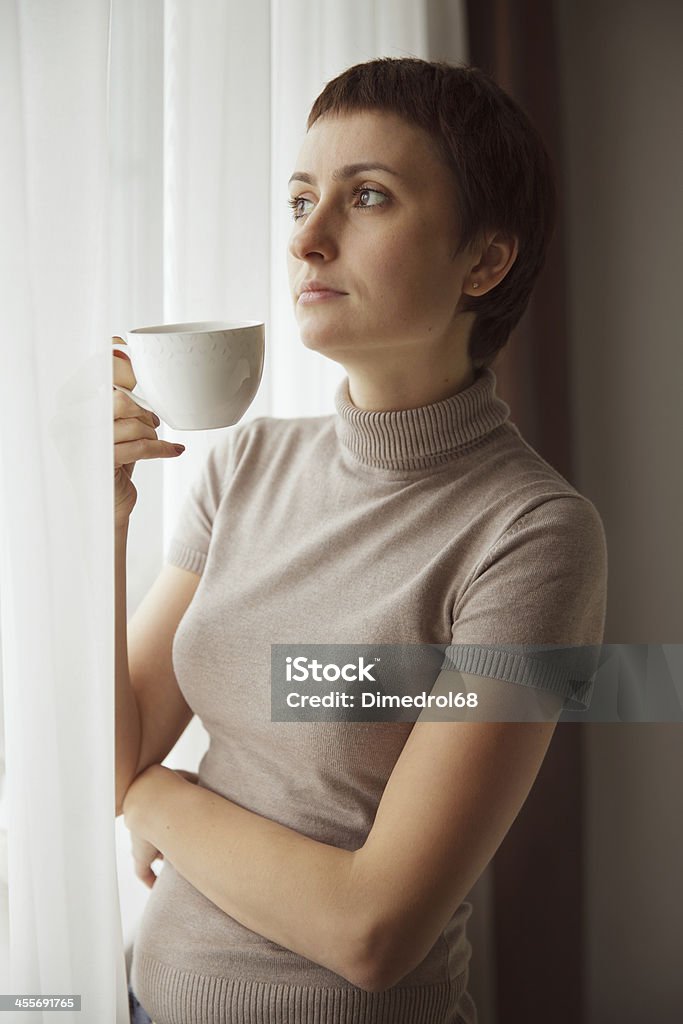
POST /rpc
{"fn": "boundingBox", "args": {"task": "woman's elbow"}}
[346,916,413,994]
[350,952,409,995]
[348,958,392,994]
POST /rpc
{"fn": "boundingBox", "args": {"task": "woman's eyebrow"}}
[288,162,403,186]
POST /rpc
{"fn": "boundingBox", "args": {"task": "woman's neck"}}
[344,360,476,412]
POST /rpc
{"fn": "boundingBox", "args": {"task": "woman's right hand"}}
[113,337,185,527]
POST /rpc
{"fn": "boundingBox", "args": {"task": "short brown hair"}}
[307,57,556,371]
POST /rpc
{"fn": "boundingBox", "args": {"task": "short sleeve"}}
[445,496,608,710]
[164,433,235,575]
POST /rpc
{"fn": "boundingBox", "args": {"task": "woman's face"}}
[287,110,476,366]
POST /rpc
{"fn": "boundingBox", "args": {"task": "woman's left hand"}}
[130,830,164,889]
[122,765,199,882]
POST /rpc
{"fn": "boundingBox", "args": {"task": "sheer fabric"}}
[0,2,127,1020]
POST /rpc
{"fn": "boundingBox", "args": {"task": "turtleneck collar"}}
[333,367,511,471]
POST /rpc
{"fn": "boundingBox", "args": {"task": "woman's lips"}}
[297,289,346,304]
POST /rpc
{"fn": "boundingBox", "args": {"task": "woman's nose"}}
[288,204,339,263]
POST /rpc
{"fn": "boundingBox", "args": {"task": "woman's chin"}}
[299,329,351,359]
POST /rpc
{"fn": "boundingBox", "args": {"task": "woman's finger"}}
[114,419,182,464]
[134,860,158,889]
[113,389,160,428]
[112,337,137,390]
[114,418,158,445]
[130,832,164,889]
[114,437,184,468]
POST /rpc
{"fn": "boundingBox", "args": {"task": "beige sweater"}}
[131,368,608,1024]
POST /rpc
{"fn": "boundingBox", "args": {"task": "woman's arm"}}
[123,671,561,992]
[122,765,367,987]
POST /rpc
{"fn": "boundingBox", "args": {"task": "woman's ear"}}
[461,231,519,297]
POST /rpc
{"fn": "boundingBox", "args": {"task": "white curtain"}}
[0,1,127,1021]
[0,2,465,1020]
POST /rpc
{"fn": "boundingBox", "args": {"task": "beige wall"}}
[556,1,683,1020]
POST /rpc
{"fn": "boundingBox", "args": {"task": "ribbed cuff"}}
[444,642,600,709]
[166,541,207,575]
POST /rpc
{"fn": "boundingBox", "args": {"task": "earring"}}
[472,282,479,289]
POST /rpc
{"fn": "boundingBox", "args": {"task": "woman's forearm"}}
[123,765,373,988]
[114,522,142,814]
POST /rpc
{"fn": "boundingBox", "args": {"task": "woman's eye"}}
[288,196,314,219]
[352,186,388,209]
[287,186,389,220]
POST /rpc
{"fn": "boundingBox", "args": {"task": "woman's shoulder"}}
[476,421,595,503]
[458,421,607,555]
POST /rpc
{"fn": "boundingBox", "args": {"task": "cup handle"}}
[111,342,156,414]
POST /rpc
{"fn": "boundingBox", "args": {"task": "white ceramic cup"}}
[112,320,265,430]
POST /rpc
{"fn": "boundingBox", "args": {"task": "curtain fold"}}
[0,1,129,1020]
[158,0,274,548]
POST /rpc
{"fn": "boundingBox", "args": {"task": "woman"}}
[116,58,607,1024]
